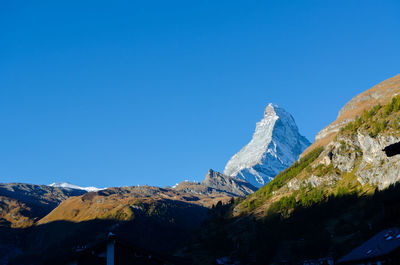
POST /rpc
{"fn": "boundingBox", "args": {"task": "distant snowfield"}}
[48,182,104,192]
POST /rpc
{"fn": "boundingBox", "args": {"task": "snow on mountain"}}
[48,182,102,192]
[223,103,310,188]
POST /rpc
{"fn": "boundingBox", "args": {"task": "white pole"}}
[107,239,115,265]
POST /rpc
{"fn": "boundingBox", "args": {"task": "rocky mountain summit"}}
[203,169,258,196]
[223,103,310,187]
[174,169,257,197]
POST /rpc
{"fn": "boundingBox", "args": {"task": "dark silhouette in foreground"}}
[2,199,207,265]
[183,184,400,265]
[383,142,400,157]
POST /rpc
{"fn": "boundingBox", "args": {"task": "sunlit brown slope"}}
[38,185,231,224]
[27,186,232,263]
[0,183,86,228]
[304,73,400,154]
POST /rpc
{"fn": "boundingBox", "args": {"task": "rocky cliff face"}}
[203,169,258,196]
[223,104,310,187]
[325,132,400,190]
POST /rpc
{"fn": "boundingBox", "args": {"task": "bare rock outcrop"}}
[174,169,258,197]
[323,132,400,190]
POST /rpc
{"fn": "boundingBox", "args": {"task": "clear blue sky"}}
[1,0,399,188]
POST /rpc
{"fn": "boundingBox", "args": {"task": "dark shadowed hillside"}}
[6,185,231,265]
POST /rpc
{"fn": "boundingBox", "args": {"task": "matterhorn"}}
[223,103,310,188]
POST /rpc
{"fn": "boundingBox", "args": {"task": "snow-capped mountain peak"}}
[223,103,310,188]
[48,182,102,192]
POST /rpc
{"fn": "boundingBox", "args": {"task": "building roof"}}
[338,227,400,264]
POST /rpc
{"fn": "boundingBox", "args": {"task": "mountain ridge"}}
[304,73,400,155]
[0,182,87,228]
